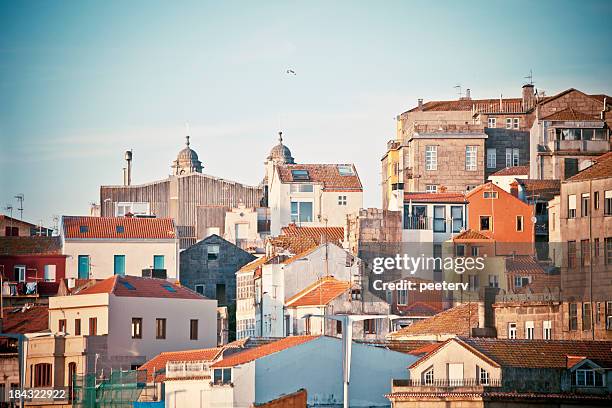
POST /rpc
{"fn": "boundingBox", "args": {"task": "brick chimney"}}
[510,181,519,198]
[522,84,535,111]
[417,98,423,110]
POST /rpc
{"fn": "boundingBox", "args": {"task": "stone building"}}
[179,234,255,307]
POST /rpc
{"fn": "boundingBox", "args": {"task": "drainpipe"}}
[589,179,594,340]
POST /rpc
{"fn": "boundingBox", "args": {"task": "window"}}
[74,319,81,336]
[153,255,165,270]
[605,191,612,216]
[289,183,314,193]
[594,192,599,210]
[581,239,590,267]
[513,118,519,129]
[190,319,198,340]
[207,245,220,261]
[525,321,534,339]
[115,202,150,217]
[89,318,97,335]
[43,265,56,282]
[451,206,463,233]
[565,158,579,179]
[516,216,523,232]
[59,319,67,333]
[364,319,376,334]
[156,318,166,339]
[477,366,489,385]
[569,303,578,331]
[433,206,446,233]
[465,146,477,171]
[116,225,125,234]
[568,241,577,268]
[514,276,530,287]
[336,320,342,335]
[337,165,355,176]
[338,195,347,206]
[575,368,605,387]
[79,225,89,233]
[114,255,125,276]
[14,265,26,282]
[582,303,592,331]
[581,193,590,217]
[456,244,466,257]
[425,146,437,171]
[397,289,408,305]
[78,255,90,279]
[471,246,479,257]
[488,274,499,288]
[480,216,492,231]
[508,323,516,339]
[351,288,362,300]
[33,363,52,387]
[483,191,498,199]
[468,275,479,290]
[543,320,552,340]
[606,301,612,330]
[423,367,434,385]
[305,316,311,334]
[596,302,602,324]
[425,184,438,193]
[606,237,612,265]
[290,169,309,180]
[195,284,205,295]
[290,201,313,223]
[131,318,142,339]
[487,117,496,128]
[213,368,232,385]
[506,118,512,129]
[505,148,519,167]
[486,148,496,168]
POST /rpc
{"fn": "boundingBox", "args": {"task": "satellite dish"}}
[531,217,538,223]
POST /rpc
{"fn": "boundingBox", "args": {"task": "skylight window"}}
[120,280,136,290]
[337,165,355,176]
[162,284,177,293]
[116,225,125,233]
[79,225,89,233]
[291,169,310,180]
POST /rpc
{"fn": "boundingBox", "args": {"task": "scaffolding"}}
[72,370,148,408]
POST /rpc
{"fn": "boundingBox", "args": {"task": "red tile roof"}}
[516,178,561,200]
[389,303,479,339]
[281,224,344,243]
[407,342,444,356]
[2,305,49,334]
[276,164,362,191]
[406,98,524,113]
[237,256,270,273]
[285,277,351,307]
[211,336,318,368]
[404,192,466,204]
[139,347,224,382]
[453,229,492,241]
[401,301,442,317]
[565,151,612,182]
[0,236,63,256]
[490,166,530,177]
[62,216,176,239]
[505,256,560,294]
[75,275,205,300]
[541,107,599,121]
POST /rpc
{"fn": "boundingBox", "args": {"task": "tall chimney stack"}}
[124,150,133,186]
[465,88,471,100]
[522,84,535,111]
[417,98,424,110]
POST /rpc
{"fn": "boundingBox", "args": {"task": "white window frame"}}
[15,265,26,282]
[486,148,496,169]
[525,321,535,339]
[465,146,477,171]
[290,201,314,223]
[425,184,438,193]
[289,184,314,193]
[568,194,577,218]
[513,118,520,129]
[508,322,517,339]
[423,367,434,385]
[338,195,347,206]
[543,320,552,340]
[505,118,512,129]
[425,146,437,171]
[397,289,408,305]
[478,366,490,385]
[487,117,496,128]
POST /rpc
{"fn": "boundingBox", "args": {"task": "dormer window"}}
[291,169,309,180]
[574,366,605,387]
[337,165,355,176]
[79,225,89,233]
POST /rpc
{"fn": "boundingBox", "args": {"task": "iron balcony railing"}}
[393,378,502,388]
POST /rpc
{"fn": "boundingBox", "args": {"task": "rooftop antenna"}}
[524,69,534,85]
[185,122,191,146]
[14,194,24,219]
[454,84,463,99]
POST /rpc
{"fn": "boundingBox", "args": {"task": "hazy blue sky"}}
[1,0,611,227]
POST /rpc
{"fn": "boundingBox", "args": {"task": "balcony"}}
[547,139,609,153]
[392,378,502,391]
[166,361,211,379]
[403,216,464,234]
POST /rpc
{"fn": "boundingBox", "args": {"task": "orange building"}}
[466,182,534,255]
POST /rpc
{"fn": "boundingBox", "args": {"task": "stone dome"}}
[172,135,203,175]
[267,132,295,164]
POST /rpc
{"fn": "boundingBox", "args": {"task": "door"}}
[78,256,89,279]
[114,255,125,276]
[153,255,165,270]
[448,363,464,386]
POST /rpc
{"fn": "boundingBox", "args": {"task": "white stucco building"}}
[165,335,417,407]
[48,275,217,370]
[487,165,529,192]
[60,215,179,280]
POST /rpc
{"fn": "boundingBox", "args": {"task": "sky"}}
[1,0,611,228]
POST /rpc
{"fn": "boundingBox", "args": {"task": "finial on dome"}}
[278,131,283,144]
[186,135,190,147]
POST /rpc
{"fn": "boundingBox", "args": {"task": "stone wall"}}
[484,129,530,177]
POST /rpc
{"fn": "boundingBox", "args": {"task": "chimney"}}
[465,88,471,100]
[510,181,519,198]
[417,98,424,110]
[522,84,535,111]
[124,150,133,186]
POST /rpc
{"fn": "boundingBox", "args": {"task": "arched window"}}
[33,363,52,387]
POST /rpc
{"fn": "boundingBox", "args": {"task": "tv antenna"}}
[14,194,24,219]
[454,84,463,98]
[524,69,534,85]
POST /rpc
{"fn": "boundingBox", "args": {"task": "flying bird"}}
[286,69,296,75]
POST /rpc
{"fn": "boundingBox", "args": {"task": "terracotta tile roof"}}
[408,342,444,356]
[460,337,612,369]
[406,98,523,113]
[211,336,318,368]
[276,164,362,191]
[255,389,307,407]
[516,179,561,199]
[281,224,344,243]
[0,236,63,256]
[62,216,176,239]
[565,151,612,182]
[404,192,467,204]
[285,277,351,307]
[453,229,492,241]
[237,256,270,273]
[389,303,479,339]
[267,235,319,255]
[490,165,530,177]
[75,275,205,300]
[505,256,560,294]
[401,301,442,317]
[354,339,440,354]
[566,356,587,369]
[2,305,49,334]
[541,107,599,121]
[139,347,224,382]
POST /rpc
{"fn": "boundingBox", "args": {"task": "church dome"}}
[172,135,203,175]
[267,132,295,164]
